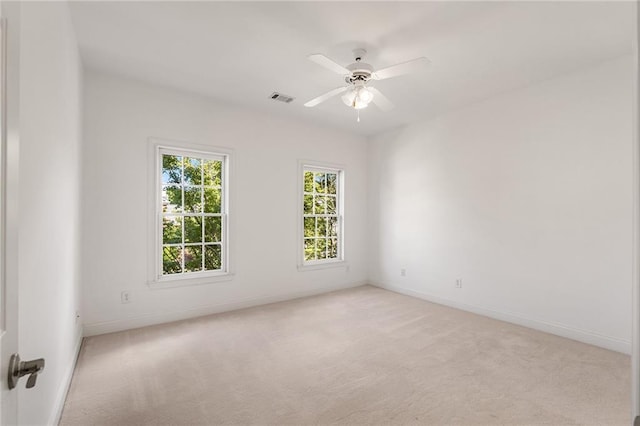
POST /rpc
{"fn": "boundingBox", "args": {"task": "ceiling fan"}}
[304,48,430,121]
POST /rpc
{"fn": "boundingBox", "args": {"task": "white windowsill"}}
[148,272,235,289]
[297,260,347,271]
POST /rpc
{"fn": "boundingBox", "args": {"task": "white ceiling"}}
[69,1,635,136]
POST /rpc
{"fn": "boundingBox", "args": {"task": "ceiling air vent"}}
[270,92,295,104]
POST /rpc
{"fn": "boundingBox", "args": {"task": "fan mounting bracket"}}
[353,48,367,62]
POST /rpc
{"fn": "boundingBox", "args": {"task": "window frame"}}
[298,161,346,270]
[149,139,233,288]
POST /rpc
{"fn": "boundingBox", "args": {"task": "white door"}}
[633,2,640,424]
[0,1,20,424]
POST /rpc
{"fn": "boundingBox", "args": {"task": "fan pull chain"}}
[357,109,360,123]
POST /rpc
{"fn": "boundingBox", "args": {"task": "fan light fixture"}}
[341,86,374,110]
[304,48,430,123]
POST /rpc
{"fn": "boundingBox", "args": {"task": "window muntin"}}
[159,148,227,279]
[302,167,342,263]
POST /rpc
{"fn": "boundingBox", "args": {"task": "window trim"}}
[297,160,346,271]
[148,138,234,288]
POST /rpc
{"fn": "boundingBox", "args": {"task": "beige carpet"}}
[60,286,630,425]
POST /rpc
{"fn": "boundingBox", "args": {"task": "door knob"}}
[8,354,45,390]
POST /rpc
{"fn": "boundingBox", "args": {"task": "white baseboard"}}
[84,281,367,337]
[49,329,83,426]
[372,281,631,355]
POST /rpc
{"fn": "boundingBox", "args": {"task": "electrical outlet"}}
[121,291,131,304]
[455,279,462,288]
[400,268,406,277]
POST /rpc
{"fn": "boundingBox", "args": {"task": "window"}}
[301,165,343,265]
[157,147,228,280]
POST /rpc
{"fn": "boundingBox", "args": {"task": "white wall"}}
[81,71,368,335]
[368,56,634,354]
[18,2,83,425]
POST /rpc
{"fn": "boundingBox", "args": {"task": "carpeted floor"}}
[60,286,630,425]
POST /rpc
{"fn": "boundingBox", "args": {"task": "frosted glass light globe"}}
[358,87,373,103]
[341,86,374,110]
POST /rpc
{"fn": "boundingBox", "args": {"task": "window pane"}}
[302,167,342,264]
[162,186,182,213]
[327,173,337,195]
[204,187,221,213]
[317,217,327,237]
[314,195,325,214]
[304,171,314,193]
[303,194,313,214]
[326,195,337,215]
[162,155,182,185]
[204,244,222,270]
[163,246,182,275]
[204,217,222,242]
[328,217,338,237]
[162,216,182,244]
[316,238,327,259]
[203,160,222,187]
[184,216,202,243]
[304,239,315,261]
[184,187,202,213]
[184,245,203,272]
[328,238,338,258]
[160,150,227,278]
[304,217,315,238]
[314,173,326,193]
[183,157,202,185]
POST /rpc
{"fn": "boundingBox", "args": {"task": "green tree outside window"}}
[161,153,224,276]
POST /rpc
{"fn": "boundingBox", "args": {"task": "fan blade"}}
[372,57,431,80]
[368,87,395,111]
[308,54,350,75]
[304,87,349,108]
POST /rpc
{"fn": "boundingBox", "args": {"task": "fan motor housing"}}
[345,61,373,84]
